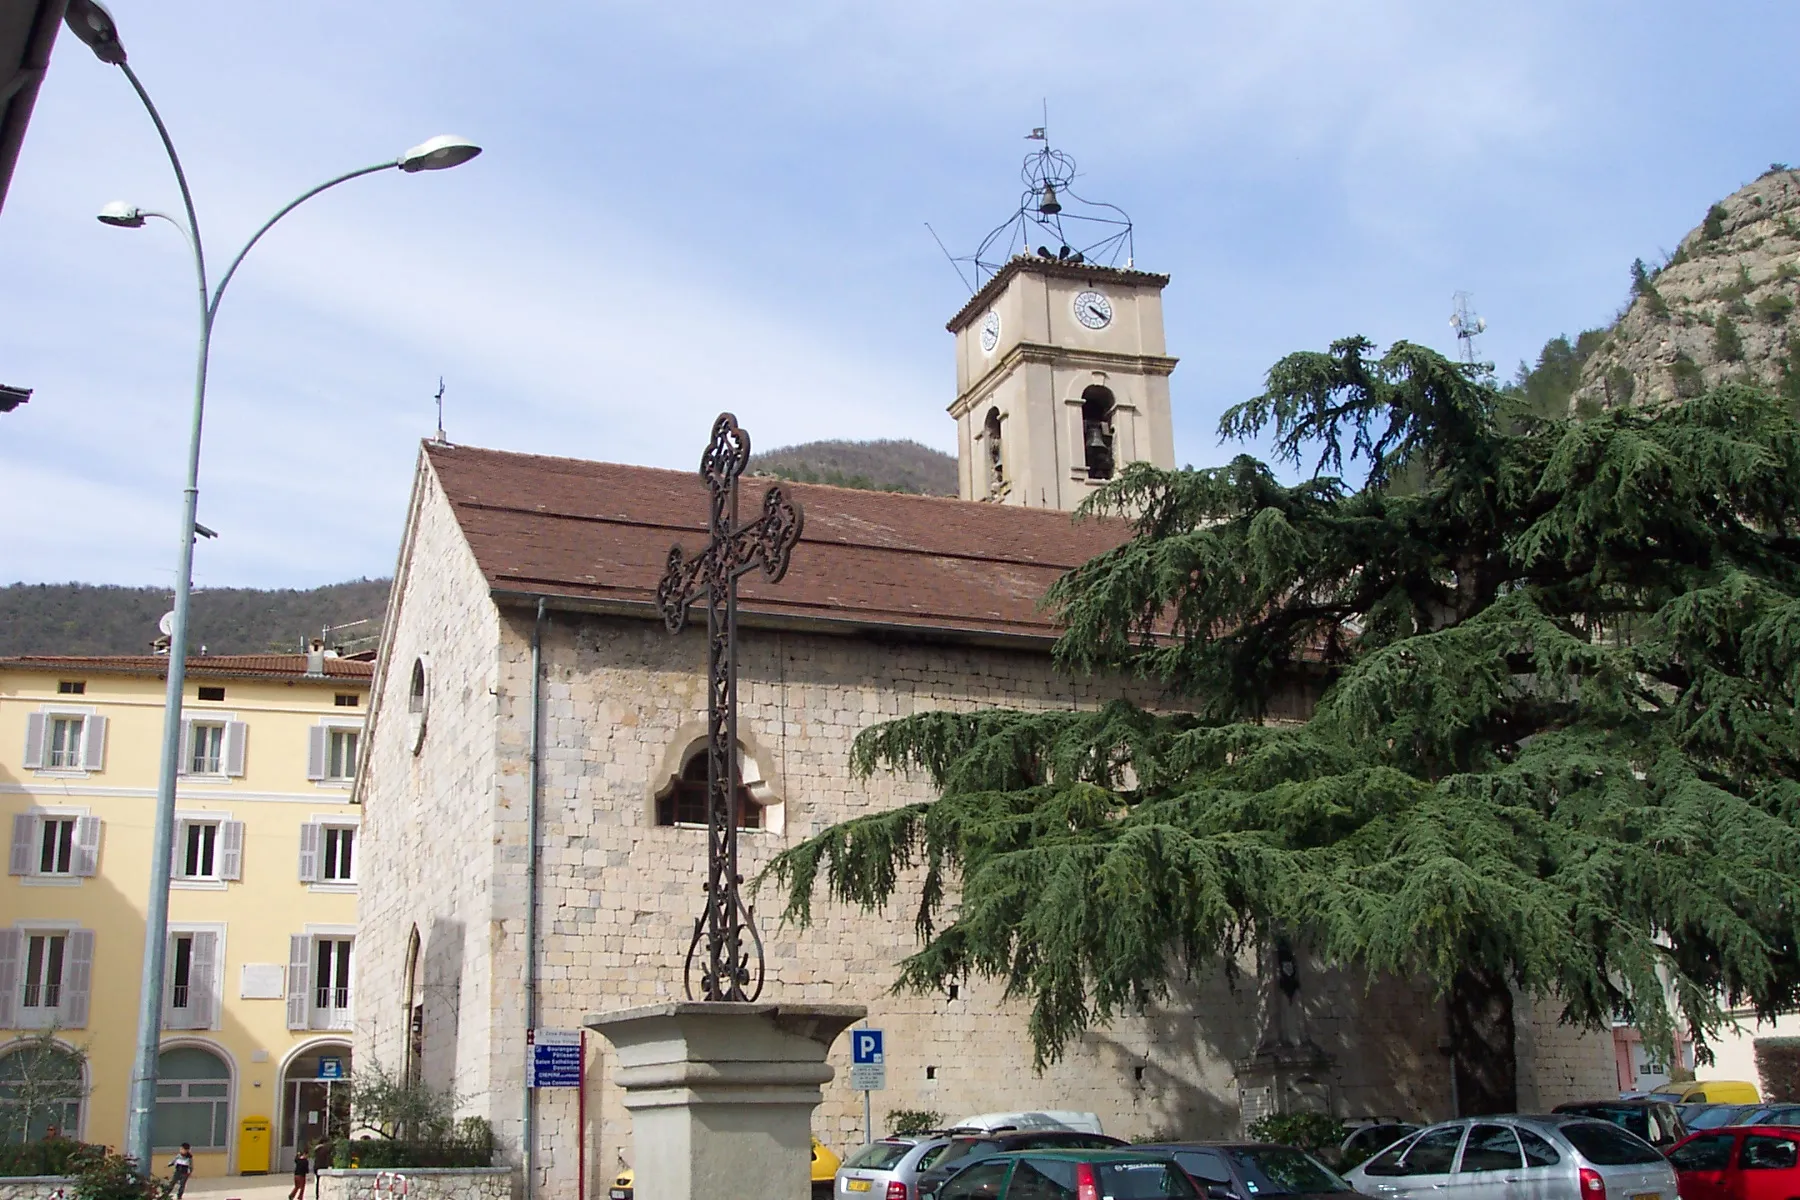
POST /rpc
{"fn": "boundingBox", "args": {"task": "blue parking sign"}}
[852,1029,884,1065]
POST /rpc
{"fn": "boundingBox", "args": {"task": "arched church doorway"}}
[278,1042,351,1160]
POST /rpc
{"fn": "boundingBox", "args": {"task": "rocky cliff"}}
[1572,166,1800,411]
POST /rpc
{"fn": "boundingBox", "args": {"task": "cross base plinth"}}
[587,1002,866,1200]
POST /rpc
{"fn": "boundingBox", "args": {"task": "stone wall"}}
[358,478,1618,1200]
[356,463,506,1111]
[317,1167,517,1200]
[0,1177,76,1200]
[1514,993,1621,1109]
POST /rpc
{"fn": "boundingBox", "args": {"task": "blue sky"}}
[3,1,1797,590]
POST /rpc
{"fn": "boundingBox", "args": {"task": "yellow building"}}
[0,652,369,1176]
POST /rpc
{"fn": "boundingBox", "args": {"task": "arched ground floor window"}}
[153,1044,231,1151]
[0,1038,84,1142]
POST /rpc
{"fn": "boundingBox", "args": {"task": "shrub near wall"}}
[1755,1037,1800,1103]
[0,1139,92,1177]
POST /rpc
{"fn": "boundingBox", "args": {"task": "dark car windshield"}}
[1560,1122,1665,1165]
[1096,1161,1202,1199]
[1557,1106,1652,1141]
[845,1141,918,1171]
[1685,1108,1745,1131]
[1227,1148,1352,1195]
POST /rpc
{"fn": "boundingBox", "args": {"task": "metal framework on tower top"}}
[959,135,1136,287]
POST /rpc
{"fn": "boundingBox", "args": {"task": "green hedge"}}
[327,1136,494,1170]
[0,1137,95,1177]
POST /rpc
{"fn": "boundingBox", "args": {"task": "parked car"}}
[1735,1106,1800,1129]
[837,1135,957,1200]
[950,1111,1108,1135]
[1681,1105,1763,1132]
[1333,1125,1422,1170]
[1344,1114,1677,1200]
[1141,1141,1368,1199]
[1646,1081,1762,1107]
[917,1130,1127,1198]
[933,1148,1201,1200]
[1553,1100,1688,1152]
[1668,1124,1800,1200]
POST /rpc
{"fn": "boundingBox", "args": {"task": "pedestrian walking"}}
[288,1147,310,1200]
[168,1144,194,1199]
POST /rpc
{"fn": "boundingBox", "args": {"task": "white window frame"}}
[299,817,361,891]
[288,927,355,1032]
[178,716,247,780]
[306,719,365,789]
[170,814,244,890]
[162,925,225,1032]
[1,921,95,1030]
[9,808,101,886]
[22,706,106,776]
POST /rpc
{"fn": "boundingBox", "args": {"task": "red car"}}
[1668,1125,1800,1200]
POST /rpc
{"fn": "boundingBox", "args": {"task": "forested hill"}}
[0,579,390,657]
[748,438,958,495]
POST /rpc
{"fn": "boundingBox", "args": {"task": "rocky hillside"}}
[0,579,389,658]
[1572,166,1800,410]
[748,438,958,495]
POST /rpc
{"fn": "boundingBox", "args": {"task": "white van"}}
[948,1110,1106,1135]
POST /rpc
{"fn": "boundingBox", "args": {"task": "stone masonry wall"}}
[491,613,1482,1200]
[317,1167,516,1200]
[0,1177,77,1200]
[356,465,505,1122]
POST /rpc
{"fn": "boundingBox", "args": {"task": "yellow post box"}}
[238,1117,272,1174]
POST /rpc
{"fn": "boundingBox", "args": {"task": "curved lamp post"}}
[64,0,480,1169]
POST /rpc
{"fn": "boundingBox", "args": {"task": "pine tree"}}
[766,337,1800,1116]
[1715,314,1746,363]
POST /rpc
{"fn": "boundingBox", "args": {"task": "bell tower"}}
[943,139,1176,509]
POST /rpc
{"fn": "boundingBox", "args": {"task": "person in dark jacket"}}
[288,1147,309,1200]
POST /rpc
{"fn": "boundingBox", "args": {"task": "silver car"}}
[836,1136,955,1200]
[1344,1114,1677,1200]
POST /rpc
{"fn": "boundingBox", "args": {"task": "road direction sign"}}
[529,1028,582,1088]
[850,1028,885,1091]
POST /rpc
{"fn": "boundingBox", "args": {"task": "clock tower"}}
[947,257,1177,509]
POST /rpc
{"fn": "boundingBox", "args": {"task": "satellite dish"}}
[158,611,175,637]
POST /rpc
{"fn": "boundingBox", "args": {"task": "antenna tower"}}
[1449,292,1487,365]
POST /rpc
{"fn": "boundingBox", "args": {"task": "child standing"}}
[288,1146,309,1200]
[168,1144,194,1199]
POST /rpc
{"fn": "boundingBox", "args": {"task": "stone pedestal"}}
[587,1002,866,1200]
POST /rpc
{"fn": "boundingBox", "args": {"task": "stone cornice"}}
[946,257,1171,333]
[949,342,1180,418]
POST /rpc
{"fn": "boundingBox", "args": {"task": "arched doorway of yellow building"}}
[277,1040,351,1166]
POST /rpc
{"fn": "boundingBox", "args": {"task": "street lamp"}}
[65,0,480,1171]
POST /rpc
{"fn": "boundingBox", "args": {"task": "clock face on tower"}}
[1073,290,1113,330]
[980,310,1002,353]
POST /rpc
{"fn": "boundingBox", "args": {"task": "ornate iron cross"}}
[655,412,805,1001]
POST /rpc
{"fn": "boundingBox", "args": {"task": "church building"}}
[353,251,1616,1197]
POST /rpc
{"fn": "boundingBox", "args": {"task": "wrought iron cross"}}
[655,412,805,1001]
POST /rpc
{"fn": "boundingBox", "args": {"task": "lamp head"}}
[64,0,127,65]
[97,201,146,228]
[397,135,482,173]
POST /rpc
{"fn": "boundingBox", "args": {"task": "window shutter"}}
[62,930,94,1028]
[298,822,321,883]
[23,713,47,769]
[0,929,20,1027]
[179,719,195,775]
[307,726,328,781]
[219,821,245,881]
[224,721,249,777]
[81,714,107,770]
[286,934,311,1030]
[73,816,102,877]
[187,931,218,1029]
[171,822,187,879]
[8,814,36,875]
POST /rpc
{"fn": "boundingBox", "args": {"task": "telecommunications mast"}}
[1449,291,1487,365]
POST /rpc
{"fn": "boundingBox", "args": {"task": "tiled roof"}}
[425,442,1132,644]
[0,654,374,681]
[946,257,1171,333]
